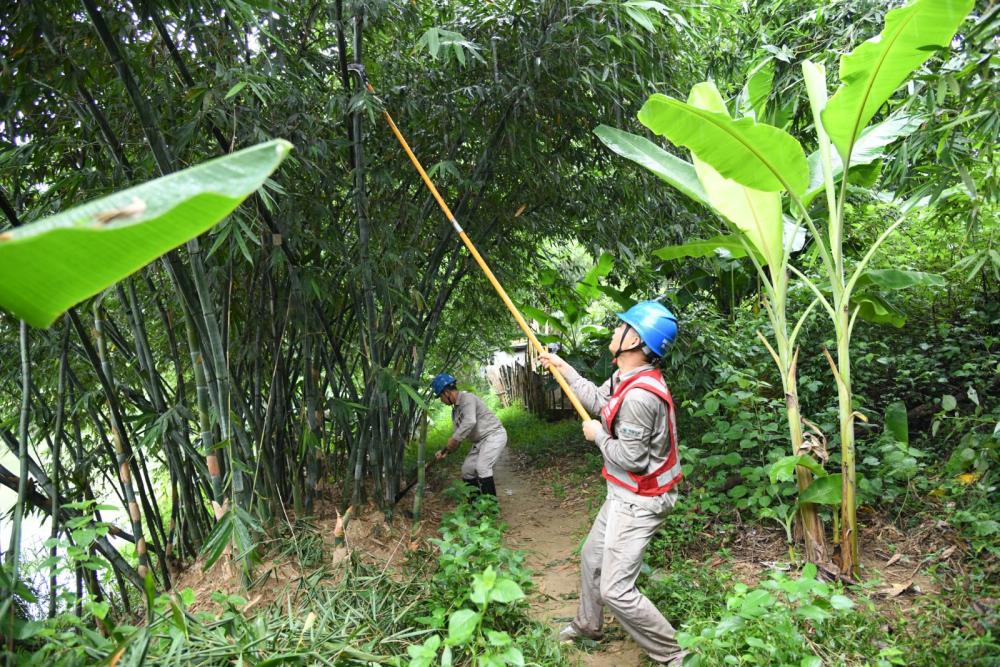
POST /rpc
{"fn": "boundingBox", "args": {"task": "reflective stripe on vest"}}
[599,369,682,496]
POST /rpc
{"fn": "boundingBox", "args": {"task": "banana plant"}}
[597,0,973,574]
[596,84,831,564]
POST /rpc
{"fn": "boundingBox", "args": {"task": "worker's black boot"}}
[478,476,497,497]
[463,477,481,497]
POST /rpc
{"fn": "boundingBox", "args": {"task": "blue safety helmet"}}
[617,300,678,357]
[430,373,457,397]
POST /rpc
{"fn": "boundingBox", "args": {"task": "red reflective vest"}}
[599,368,682,496]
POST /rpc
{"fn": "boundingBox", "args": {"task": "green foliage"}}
[427,485,531,610]
[414,483,563,666]
[821,0,974,159]
[0,141,290,327]
[642,557,733,625]
[13,487,564,665]
[409,565,528,667]
[681,364,795,518]
[199,505,262,580]
[13,562,420,666]
[600,0,981,574]
[416,27,485,66]
[893,577,1000,666]
[269,518,325,569]
[0,0,995,662]
[492,403,587,467]
[678,565,892,666]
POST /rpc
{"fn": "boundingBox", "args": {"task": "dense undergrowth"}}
[411,296,1000,666]
[8,368,997,665]
[10,481,564,666]
[507,299,999,665]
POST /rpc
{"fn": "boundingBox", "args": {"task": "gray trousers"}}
[460,430,507,480]
[573,493,686,664]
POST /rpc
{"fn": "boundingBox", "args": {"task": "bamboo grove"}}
[0,0,710,612]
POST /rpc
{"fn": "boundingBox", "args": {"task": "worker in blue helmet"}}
[429,373,507,498]
[540,300,686,666]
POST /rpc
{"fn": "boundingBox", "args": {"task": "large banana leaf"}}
[854,293,907,327]
[638,82,809,196]
[855,268,945,291]
[821,0,973,161]
[803,113,925,206]
[653,235,752,261]
[593,125,710,207]
[0,140,292,328]
[683,83,784,269]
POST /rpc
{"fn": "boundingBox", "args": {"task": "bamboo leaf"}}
[397,380,430,411]
[637,82,809,196]
[624,5,657,33]
[428,27,440,58]
[737,59,775,120]
[224,81,248,99]
[821,0,973,160]
[519,304,566,333]
[200,511,234,570]
[0,140,292,328]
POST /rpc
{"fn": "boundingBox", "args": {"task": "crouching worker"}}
[540,300,686,666]
[430,373,507,498]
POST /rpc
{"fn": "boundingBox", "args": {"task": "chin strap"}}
[611,325,644,392]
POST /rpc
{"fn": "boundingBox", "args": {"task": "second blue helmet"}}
[430,372,457,397]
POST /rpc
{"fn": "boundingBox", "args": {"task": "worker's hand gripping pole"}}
[349,65,591,421]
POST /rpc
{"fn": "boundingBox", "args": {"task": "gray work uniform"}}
[562,363,686,665]
[451,391,507,480]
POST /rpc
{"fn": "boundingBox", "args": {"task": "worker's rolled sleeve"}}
[562,366,611,416]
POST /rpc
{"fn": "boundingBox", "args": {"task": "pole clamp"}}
[347,63,369,84]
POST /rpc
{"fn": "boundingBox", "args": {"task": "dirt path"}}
[494,449,645,667]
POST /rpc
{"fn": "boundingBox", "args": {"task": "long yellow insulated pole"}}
[351,66,590,421]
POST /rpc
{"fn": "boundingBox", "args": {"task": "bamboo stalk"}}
[49,321,70,618]
[93,303,150,582]
[413,414,428,522]
[5,320,31,648]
